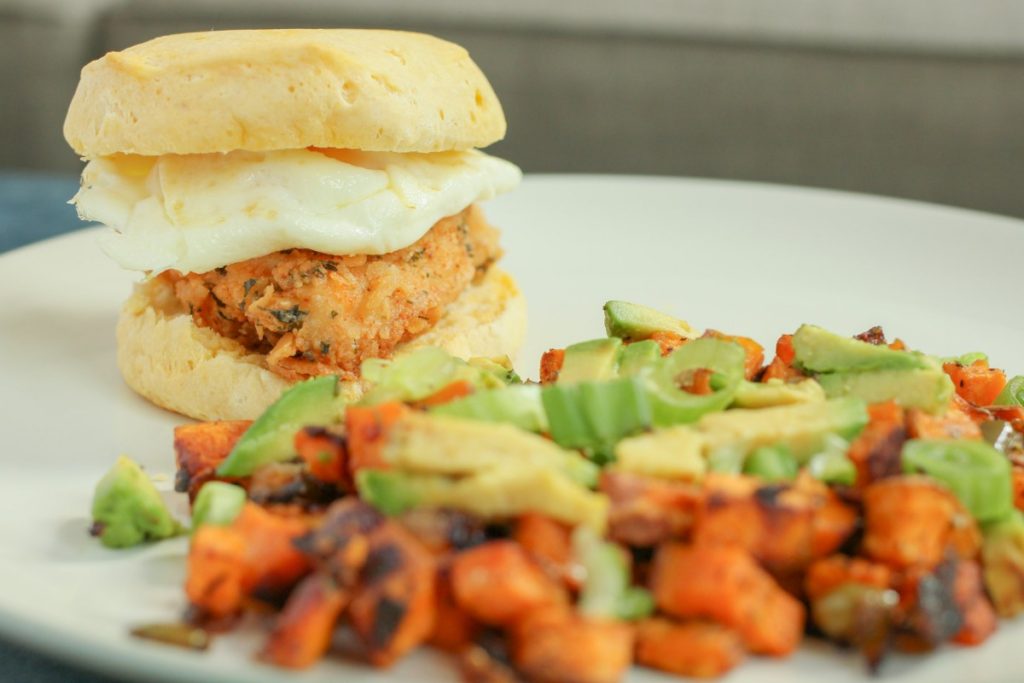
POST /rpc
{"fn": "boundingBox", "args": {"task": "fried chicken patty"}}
[165,204,501,381]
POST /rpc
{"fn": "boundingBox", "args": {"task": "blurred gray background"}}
[2,0,1024,217]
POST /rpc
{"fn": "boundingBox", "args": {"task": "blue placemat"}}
[0,172,116,681]
[0,171,91,253]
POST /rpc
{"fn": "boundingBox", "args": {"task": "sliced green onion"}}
[618,340,662,377]
[573,526,654,620]
[190,481,246,533]
[902,439,1013,523]
[744,444,799,482]
[644,338,746,426]
[542,376,651,460]
[707,444,747,474]
[941,351,989,366]
[808,451,857,486]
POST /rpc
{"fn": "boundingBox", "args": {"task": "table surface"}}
[0,173,113,682]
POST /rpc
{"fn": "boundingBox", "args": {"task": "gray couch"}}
[3,0,1024,217]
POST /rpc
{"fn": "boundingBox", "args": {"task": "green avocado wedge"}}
[792,324,930,373]
[91,456,184,549]
[816,367,953,414]
[603,300,697,342]
[216,375,348,478]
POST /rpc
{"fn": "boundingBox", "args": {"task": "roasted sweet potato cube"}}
[695,473,855,574]
[514,513,575,585]
[635,618,743,679]
[510,608,634,683]
[650,544,805,656]
[262,572,350,668]
[863,476,978,570]
[601,471,700,548]
[428,565,479,652]
[539,348,565,384]
[345,402,408,474]
[952,560,997,646]
[451,540,565,626]
[233,503,314,598]
[294,425,348,487]
[907,408,982,441]
[173,420,251,499]
[805,555,892,602]
[847,401,906,487]
[186,525,246,618]
[348,521,437,667]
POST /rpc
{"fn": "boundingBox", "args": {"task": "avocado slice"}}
[429,384,547,433]
[603,301,696,341]
[557,338,623,385]
[731,378,825,409]
[356,466,609,532]
[697,397,869,462]
[91,456,184,548]
[792,324,931,373]
[217,375,351,477]
[816,367,954,414]
[382,411,598,488]
[613,426,706,480]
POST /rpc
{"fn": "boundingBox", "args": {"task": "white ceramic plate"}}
[1,175,1022,682]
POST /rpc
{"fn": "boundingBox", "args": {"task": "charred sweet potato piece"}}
[539,348,565,384]
[510,607,634,683]
[347,521,437,667]
[906,408,982,441]
[635,618,743,679]
[186,525,247,618]
[694,473,856,574]
[862,476,979,570]
[457,644,522,683]
[951,560,997,646]
[398,508,487,556]
[294,425,348,487]
[893,558,964,652]
[345,402,408,474]
[650,544,805,656]
[428,565,479,652]
[173,420,251,499]
[451,541,566,627]
[600,471,700,548]
[847,401,906,487]
[186,503,314,617]
[262,572,350,668]
[514,513,576,586]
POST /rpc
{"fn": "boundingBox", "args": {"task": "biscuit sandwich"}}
[63,29,525,420]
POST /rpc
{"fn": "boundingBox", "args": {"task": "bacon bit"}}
[855,326,888,346]
[539,349,565,384]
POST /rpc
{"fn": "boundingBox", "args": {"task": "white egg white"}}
[74,147,522,274]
